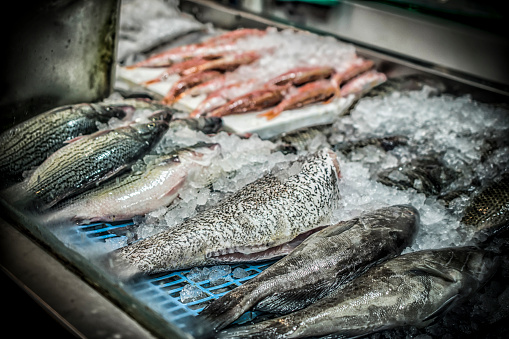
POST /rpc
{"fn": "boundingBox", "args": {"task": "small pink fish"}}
[259,80,339,120]
[162,70,223,105]
[207,88,284,117]
[340,70,387,97]
[265,66,335,88]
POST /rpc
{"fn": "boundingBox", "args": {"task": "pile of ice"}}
[328,86,509,252]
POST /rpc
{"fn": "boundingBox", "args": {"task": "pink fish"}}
[340,70,387,97]
[259,80,339,120]
[207,88,284,117]
[162,70,223,105]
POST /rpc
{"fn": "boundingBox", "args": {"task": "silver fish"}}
[42,143,221,225]
[20,121,169,209]
[220,246,498,338]
[0,103,134,182]
[106,148,341,279]
[199,205,419,331]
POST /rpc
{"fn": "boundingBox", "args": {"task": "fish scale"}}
[0,104,130,182]
[22,121,168,209]
[461,173,509,232]
[108,148,341,278]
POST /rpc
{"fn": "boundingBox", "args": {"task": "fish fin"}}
[409,263,457,283]
[198,284,258,331]
[255,281,333,315]
[422,294,459,322]
[64,135,88,144]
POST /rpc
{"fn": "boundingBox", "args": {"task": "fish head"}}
[384,204,420,251]
[171,142,222,166]
[131,120,169,144]
[410,247,499,293]
[89,103,137,122]
[146,108,173,123]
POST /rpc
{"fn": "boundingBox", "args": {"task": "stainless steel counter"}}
[0,217,156,339]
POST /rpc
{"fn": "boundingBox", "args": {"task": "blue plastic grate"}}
[75,220,273,330]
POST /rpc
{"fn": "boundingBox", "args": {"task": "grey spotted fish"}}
[198,205,419,331]
[376,155,456,196]
[0,103,134,182]
[462,173,509,234]
[220,246,498,338]
[42,143,221,225]
[334,135,409,155]
[19,121,169,210]
[106,148,341,279]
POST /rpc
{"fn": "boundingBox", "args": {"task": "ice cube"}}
[232,267,250,279]
[180,284,206,303]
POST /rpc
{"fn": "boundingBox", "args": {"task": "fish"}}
[18,121,169,210]
[198,205,420,331]
[127,28,266,68]
[331,58,375,85]
[461,173,509,235]
[0,103,134,183]
[376,155,457,196]
[142,56,221,85]
[265,66,335,88]
[219,246,498,338]
[258,80,339,120]
[179,51,261,76]
[162,70,223,105]
[105,148,341,279]
[42,143,221,225]
[190,79,258,117]
[168,116,223,135]
[206,88,284,118]
[334,135,409,155]
[339,70,387,98]
[271,125,333,154]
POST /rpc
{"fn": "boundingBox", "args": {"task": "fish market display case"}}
[1,1,508,338]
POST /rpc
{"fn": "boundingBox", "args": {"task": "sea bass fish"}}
[0,103,133,183]
[19,121,169,210]
[220,246,498,338]
[42,143,220,225]
[461,173,509,234]
[376,155,457,196]
[199,205,419,331]
[106,148,341,279]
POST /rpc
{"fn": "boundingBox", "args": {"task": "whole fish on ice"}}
[106,148,341,278]
[220,246,498,338]
[0,103,134,183]
[42,143,220,225]
[462,172,509,236]
[198,205,419,331]
[17,121,168,210]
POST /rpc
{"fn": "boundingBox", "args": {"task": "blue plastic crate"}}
[75,220,273,330]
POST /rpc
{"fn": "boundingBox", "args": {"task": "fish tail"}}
[217,318,291,339]
[197,284,259,331]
